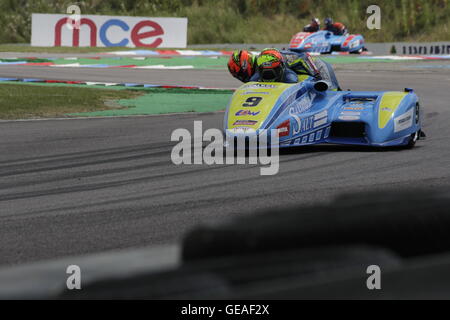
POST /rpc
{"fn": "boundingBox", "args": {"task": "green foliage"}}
[0,0,449,44]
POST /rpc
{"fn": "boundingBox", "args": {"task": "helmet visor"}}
[260,66,284,82]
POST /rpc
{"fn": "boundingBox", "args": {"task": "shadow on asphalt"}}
[278,143,420,155]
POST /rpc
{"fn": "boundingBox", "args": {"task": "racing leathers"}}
[324,22,348,36]
[303,23,320,33]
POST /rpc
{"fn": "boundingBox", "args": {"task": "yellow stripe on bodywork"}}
[378,92,408,128]
[297,74,310,82]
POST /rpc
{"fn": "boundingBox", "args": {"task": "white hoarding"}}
[31,14,188,48]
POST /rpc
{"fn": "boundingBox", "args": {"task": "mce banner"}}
[31,14,188,48]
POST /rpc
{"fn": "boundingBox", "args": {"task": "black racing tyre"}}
[405,131,419,149]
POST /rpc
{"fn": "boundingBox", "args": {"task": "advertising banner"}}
[31,13,188,48]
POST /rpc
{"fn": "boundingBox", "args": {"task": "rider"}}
[227,50,256,83]
[227,48,341,89]
[228,49,318,83]
[251,48,299,83]
[323,17,348,36]
[303,18,320,33]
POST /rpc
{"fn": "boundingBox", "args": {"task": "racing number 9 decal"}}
[243,97,262,107]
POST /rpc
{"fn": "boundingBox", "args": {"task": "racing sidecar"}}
[289,31,366,54]
[224,80,425,149]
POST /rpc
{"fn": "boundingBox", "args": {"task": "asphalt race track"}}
[1,62,450,266]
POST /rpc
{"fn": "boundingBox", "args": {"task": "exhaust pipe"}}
[313,81,330,92]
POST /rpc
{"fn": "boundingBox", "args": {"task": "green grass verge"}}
[0,83,142,119]
[51,56,228,69]
[0,44,238,53]
[0,82,233,119]
[70,88,233,117]
[0,44,139,53]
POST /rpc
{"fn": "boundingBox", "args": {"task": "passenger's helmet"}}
[324,17,333,26]
[256,48,285,82]
[311,18,320,27]
[227,50,256,82]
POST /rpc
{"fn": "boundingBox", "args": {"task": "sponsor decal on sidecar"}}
[233,120,258,126]
[235,110,261,116]
[290,110,328,136]
[394,108,414,133]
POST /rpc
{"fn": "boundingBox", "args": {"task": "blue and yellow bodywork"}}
[224,80,423,148]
